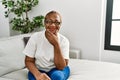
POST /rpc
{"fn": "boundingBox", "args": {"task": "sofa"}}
[0,33,120,80]
[0,33,80,80]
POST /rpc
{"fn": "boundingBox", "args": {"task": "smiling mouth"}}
[49,28,55,31]
[48,29,56,34]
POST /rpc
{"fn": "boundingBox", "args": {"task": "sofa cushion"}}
[0,36,25,76]
[0,36,25,56]
[0,66,16,77]
[0,77,14,80]
[0,55,25,76]
[1,68,28,80]
[0,49,7,57]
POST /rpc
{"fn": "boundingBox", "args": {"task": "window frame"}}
[104,0,120,51]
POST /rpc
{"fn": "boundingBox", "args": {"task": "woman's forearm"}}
[54,43,66,70]
[25,56,41,78]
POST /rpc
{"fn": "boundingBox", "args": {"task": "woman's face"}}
[44,13,62,34]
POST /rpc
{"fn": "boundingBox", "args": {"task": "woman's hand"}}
[45,29,59,46]
[36,73,51,80]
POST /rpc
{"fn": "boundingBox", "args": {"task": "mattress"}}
[68,59,120,80]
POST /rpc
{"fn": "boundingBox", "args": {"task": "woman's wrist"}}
[53,42,59,48]
[34,71,42,78]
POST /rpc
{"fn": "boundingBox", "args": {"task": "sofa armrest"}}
[69,49,80,59]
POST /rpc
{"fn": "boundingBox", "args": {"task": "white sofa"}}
[0,33,120,80]
[0,33,80,80]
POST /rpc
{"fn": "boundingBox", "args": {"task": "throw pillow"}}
[23,37,30,46]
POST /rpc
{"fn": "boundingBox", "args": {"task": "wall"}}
[1,0,120,63]
[0,2,10,37]
[31,0,102,60]
[37,0,120,63]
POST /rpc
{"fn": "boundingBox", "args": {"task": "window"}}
[105,0,120,51]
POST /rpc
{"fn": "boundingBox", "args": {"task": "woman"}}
[23,10,70,80]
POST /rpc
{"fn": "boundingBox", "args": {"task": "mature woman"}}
[23,11,70,80]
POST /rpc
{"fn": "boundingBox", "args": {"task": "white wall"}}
[30,0,102,60]
[35,0,120,63]
[0,2,10,37]
[1,0,120,63]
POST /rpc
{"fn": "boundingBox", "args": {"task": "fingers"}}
[45,29,52,36]
[45,30,50,38]
[39,73,51,80]
[45,29,58,46]
[54,30,58,36]
[46,29,58,36]
[43,73,51,80]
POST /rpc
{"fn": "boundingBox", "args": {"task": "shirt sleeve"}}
[61,38,70,59]
[23,33,37,58]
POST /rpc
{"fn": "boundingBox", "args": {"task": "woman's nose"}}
[51,22,56,26]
